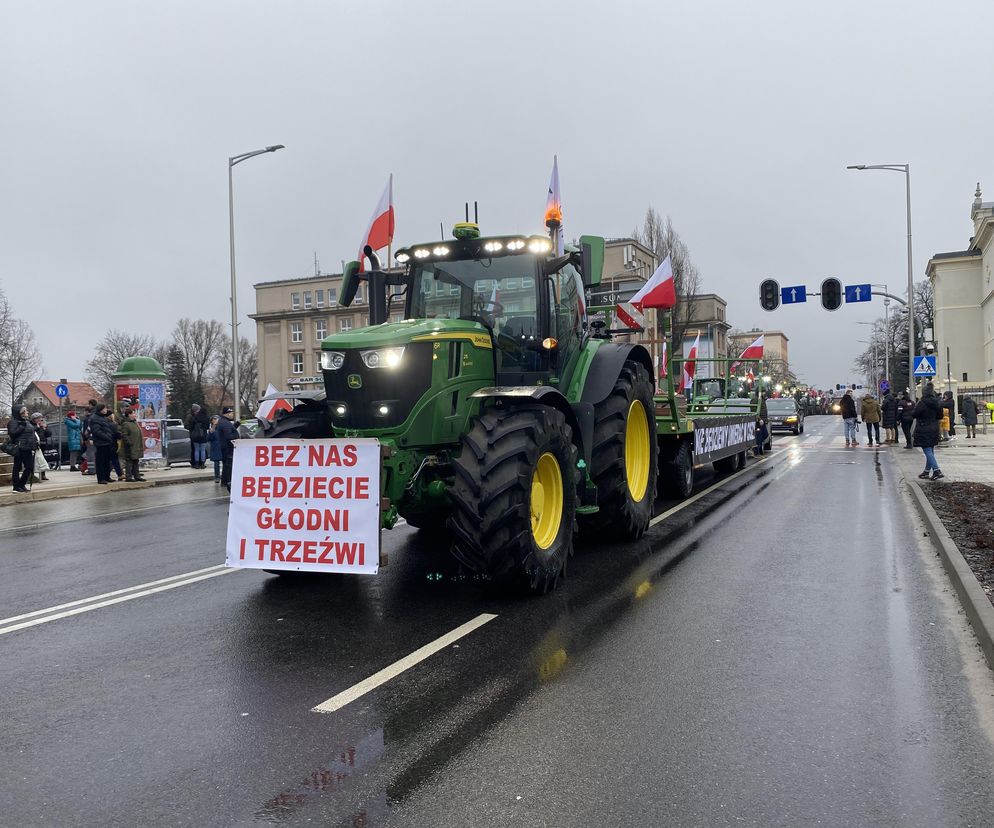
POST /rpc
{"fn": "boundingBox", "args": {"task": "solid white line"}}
[0,565,227,626]
[0,495,228,534]
[0,568,238,637]
[649,454,772,528]
[312,613,498,714]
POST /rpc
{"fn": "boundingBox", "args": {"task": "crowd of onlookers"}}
[3,399,240,494]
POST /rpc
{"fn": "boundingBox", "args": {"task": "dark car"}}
[165,425,191,467]
[767,398,804,434]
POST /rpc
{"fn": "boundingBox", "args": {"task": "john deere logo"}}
[347,374,363,389]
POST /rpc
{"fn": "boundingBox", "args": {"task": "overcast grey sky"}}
[2,0,990,390]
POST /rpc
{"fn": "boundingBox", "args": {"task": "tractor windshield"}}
[408,256,540,336]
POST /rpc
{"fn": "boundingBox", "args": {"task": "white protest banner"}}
[225,438,381,574]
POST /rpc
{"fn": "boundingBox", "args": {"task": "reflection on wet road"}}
[2,420,993,826]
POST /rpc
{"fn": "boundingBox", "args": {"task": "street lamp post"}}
[846,164,915,398]
[229,144,284,416]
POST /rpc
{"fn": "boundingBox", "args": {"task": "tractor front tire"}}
[584,360,658,540]
[448,405,578,594]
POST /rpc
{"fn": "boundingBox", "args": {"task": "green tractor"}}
[263,223,658,592]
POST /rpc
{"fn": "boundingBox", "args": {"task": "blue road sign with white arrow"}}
[845,283,872,303]
[913,355,937,377]
[780,285,807,304]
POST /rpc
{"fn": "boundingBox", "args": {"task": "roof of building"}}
[255,272,344,289]
[930,249,981,261]
[23,380,103,409]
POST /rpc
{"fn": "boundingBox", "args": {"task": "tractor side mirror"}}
[340,260,361,307]
[579,235,604,287]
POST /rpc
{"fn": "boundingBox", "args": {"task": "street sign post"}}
[844,283,872,303]
[912,355,937,377]
[780,285,807,305]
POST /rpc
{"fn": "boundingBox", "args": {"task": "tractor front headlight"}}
[360,346,405,369]
[321,351,346,371]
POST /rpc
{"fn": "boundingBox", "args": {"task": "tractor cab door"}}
[545,263,584,390]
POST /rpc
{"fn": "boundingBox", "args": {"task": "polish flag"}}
[678,332,700,393]
[358,174,395,272]
[615,301,644,330]
[630,255,677,311]
[730,334,764,373]
[485,282,500,312]
[544,155,564,255]
[255,384,294,421]
[659,340,668,379]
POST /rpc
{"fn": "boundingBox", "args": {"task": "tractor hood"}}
[321,318,493,351]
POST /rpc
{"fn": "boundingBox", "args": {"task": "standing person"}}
[30,413,51,481]
[860,393,882,446]
[88,403,120,484]
[839,388,858,447]
[119,408,146,481]
[881,391,898,443]
[7,406,36,493]
[940,391,956,440]
[186,404,211,469]
[81,398,98,475]
[961,394,979,439]
[65,409,83,470]
[913,384,943,480]
[207,414,223,483]
[898,391,915,448]
[215,406,239,493]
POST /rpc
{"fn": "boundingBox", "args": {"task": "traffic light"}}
[821,277,842,311]
[760,278,780,312]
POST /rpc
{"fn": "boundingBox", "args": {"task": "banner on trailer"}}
[225,438,381,574]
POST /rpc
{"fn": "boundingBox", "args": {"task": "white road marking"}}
[649,454,771,527]
[804,436,824,445]
[312,613,498,714]
[0,567,239,637]
[0,495,228,534]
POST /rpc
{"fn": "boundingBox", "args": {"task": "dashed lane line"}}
[312,613,498,714]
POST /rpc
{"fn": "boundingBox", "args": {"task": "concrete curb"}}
[0,473,214,507]
[904,476,994,673]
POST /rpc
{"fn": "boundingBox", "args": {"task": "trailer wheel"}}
[448,405,578,594]
[583,360,658,539]
[663,440,694,499]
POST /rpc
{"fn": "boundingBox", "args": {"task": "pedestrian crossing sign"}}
[913,355,937,377]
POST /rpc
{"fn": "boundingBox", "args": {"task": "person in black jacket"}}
[913,385,943,480]
[215,406,240,492]
[185,404,211,469]
[7,405,36,493]
[81,398,98,475]
[839,389,858,447]
[940,391,956,440]
[897,391,915,448]
[881,392,898,444]
[88,403,121,484]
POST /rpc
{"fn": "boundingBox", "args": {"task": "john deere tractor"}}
[262,223,657,592]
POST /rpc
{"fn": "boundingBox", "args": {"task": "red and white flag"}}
[255,384,294,422]
[730,334,764,374]
[678,332,700,393]
[630,255,677,311]
[358,174,395,272]
[544,155,564,255]
[659,340,668,379]
[615,301,644,330]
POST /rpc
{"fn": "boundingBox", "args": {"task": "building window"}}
[291,292,301,310]
[303,290,313,309]
[354,287,363,304]
[315,352,322,373]
[522,277,534,288]
[316,289,325,308]
[290,321,303,343]
[291,353,303,374]
[315,318,328,340]
[340,318,353,332]
[506,278,520,290]
[328,287,338,306]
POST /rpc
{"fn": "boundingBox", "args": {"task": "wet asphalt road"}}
[2,419,994,827]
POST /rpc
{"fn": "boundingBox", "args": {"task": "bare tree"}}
[1,319,43,408]
[212,335,258,413]
[172,319,227,388]
[85,330,166,397]
[632,207,703,354]
[914,278,934,331]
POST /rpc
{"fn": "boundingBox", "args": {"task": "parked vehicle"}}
[165,426,191,467]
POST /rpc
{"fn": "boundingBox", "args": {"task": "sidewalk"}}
[889,428,994,483]
[0,464,217,507]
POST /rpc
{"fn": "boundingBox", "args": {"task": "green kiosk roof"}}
[111,356,167,380]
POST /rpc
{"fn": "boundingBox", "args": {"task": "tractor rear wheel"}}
[584,360,658,539]
[448,405,578,593]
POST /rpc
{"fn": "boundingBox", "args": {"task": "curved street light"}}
[229,144,284,416]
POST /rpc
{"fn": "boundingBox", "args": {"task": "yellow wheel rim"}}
[530,452,564,550]
[625,399,651,501]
